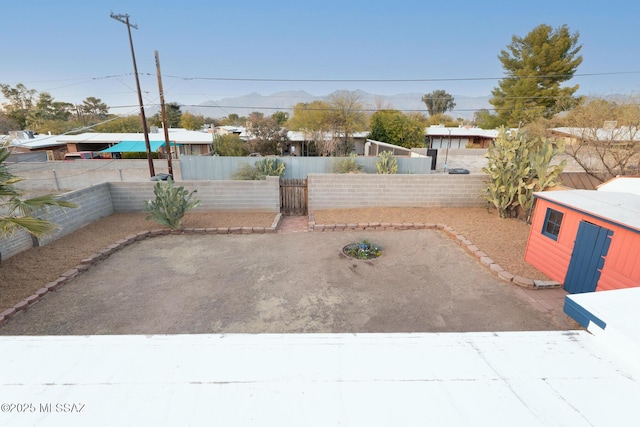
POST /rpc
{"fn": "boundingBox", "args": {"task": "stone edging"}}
[0,214,284,328]
[307,213,562,291]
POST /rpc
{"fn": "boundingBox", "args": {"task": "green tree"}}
[286,101,335,155]
[211,134,249,156]
[26,92,73,132]
[0,112,19,134]
[0,83,36,129]
[490,24,583,127]
[245,115,289,155]
[327,91,367,155]
[421,90,456,116]
[180,111,205,130]
[271,111,289,125]
[150,102,182,128]
[1,142,76,239]
[482,128,565,220]
[80,97,109,120]
[220,113,247,126]
[368,110,426,148]
[473,109,503,129]
[94,115,145,133]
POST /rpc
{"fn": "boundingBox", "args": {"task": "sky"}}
[2,0,640,118]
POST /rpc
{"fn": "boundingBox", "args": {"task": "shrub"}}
[122,152,159,159]
[255,158,286,177]
[233,163,263,180]
[376,151,398,174]
[331,154,364,173]
[233,158,286,180]
[144,178,200,229]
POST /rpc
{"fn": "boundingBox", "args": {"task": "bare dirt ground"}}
[0,207,548,312]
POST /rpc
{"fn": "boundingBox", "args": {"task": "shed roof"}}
[534,190,640,232]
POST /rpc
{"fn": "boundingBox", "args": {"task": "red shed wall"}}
[525,198,640,291]
[525,199,575,283]
[597,229,640,291]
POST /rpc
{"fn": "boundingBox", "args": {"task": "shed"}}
[524,179,640,294]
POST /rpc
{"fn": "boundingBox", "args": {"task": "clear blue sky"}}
[2,0,640,116]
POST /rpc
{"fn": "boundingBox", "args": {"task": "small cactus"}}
[376,151,398,174]
[144,178,200,229]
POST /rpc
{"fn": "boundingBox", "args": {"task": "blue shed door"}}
[564,221,613,294]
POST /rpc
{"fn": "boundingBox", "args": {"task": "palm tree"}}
[1,142,76,237]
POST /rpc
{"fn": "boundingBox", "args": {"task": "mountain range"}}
[184,90,492,121]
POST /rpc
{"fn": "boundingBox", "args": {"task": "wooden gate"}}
[280,179,307,215]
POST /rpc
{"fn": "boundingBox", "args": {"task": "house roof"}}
[551,126,640,142]
[7,131,66,149]
[57,130,214,145]
[597,176,640,196]
[286,131,369,142]
[534,189,640,232]
[425,125,498,138]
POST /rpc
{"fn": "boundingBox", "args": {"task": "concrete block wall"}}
[8,160,178,192]
[38,183,114,246]
[0,229,33,263]
[109,176,280,213]
[307,173,487,212]
[1,183,113,261]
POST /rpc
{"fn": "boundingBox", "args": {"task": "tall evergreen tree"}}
[490,24,583,127]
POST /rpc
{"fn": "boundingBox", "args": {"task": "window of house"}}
[542,208,564,240]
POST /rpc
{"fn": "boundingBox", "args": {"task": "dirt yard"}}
[0,207,548,312]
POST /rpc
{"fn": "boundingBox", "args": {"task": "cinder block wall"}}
[1,183,114,261]
[9,160,178,192]
[307,173,487,212]
[38,183,114,246]
[0,229,32,263]
[109,176,280,213]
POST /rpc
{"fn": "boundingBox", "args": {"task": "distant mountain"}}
[184,90,492,121]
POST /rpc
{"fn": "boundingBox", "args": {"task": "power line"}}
[6,69,639,87]
[158,70,640,83]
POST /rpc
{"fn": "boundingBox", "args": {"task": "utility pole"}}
[154,50,174,177]
[110,12,155,178]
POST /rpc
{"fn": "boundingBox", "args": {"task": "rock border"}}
[308,213,561,291]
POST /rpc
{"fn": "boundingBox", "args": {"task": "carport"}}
[100,140,180,153]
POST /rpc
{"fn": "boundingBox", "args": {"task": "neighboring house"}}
[426,125,498,149]
[286,131,369,156]
[6,130,67,159]
[57,129,215,157]
[210,125,245,136]
[524,177,640,294]
[550,125,640,145]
